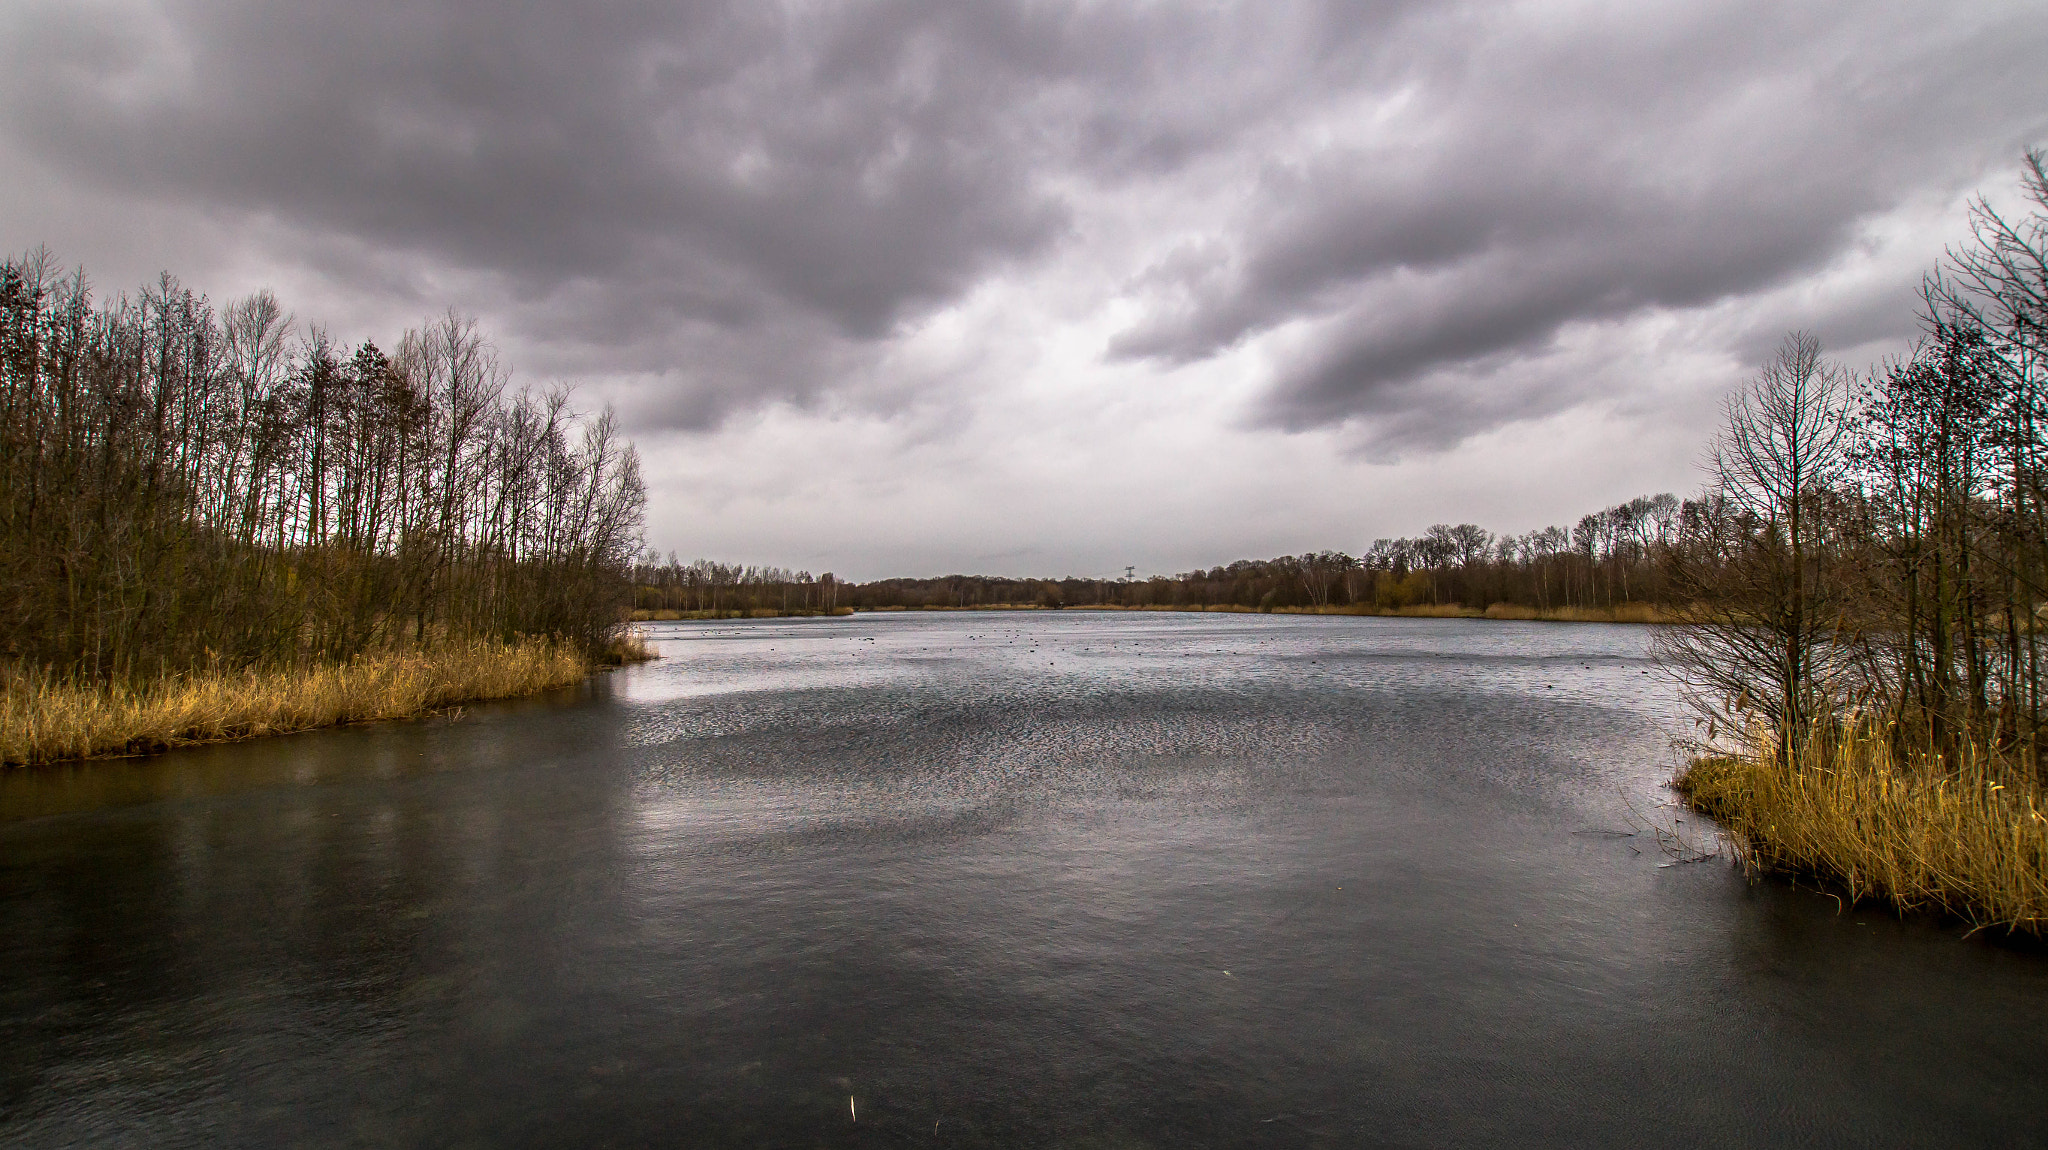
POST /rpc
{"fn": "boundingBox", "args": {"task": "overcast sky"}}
[5,1,2044,579]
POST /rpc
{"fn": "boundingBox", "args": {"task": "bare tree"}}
[0,254,645,680]
[1662,332,1855,751]
[1298,551,1353,607]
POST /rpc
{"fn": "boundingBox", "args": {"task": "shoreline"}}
[1677,739,2048,936]
[11,598,1663,769]
[663,601,1671,617]
[2,635,655,768]
[633,607,856,621]
[1062,602,1672,622]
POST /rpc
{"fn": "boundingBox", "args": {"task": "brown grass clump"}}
[1390,603,1481,618]
[599,631,660,665]
[2,638,596,766]
[1678,729,2048,934]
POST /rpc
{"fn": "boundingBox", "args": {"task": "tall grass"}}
[2,638,602,766]
[1380,603,1477,618]
[1678,728,2048,934]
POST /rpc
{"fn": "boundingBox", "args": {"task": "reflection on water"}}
[3,613,2045,1147]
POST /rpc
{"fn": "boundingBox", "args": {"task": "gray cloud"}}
[1,0,1112,421]
[1108,3,2048,447]
[1,0,2042,478]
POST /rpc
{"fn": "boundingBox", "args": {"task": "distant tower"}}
[1124,565,1135,581]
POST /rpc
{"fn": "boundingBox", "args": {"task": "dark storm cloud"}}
[1,0,2041,447]
[1249,181,1863,441]
[0,0,1429,425]
[9,2,1058,306]
[0,0,1115,419]
[1108,3,2048,447]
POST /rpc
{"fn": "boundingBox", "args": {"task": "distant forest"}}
[630,490,1691,617]
[849,495,1692,613]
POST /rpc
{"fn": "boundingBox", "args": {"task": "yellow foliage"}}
[2,638,595,766]
[1679,729,2048,934]
[1390,603,1478,618]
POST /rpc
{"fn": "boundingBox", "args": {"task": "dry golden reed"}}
[2,638,596,766]
[599,631,659,664]
[1679,729,2048,934]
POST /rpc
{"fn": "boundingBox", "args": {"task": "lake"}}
[3,612,2045,1147]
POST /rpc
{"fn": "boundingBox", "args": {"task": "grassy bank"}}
[2,635,653,766]
[1678,731,2048,934]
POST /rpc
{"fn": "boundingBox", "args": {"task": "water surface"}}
[3,613,2044,1147]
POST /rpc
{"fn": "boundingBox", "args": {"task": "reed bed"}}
[599,631,658,664]
[2,638,599,766]
[1678,730,2048,934]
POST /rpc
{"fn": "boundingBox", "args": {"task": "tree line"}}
[631,556,843,615]
[1664,152,2048,766]
[0,250,646,680]
[802,491,1695,614]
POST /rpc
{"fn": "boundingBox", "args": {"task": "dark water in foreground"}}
[3,613,2045,1148]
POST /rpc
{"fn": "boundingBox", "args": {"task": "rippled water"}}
[3,612,2045,1147]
